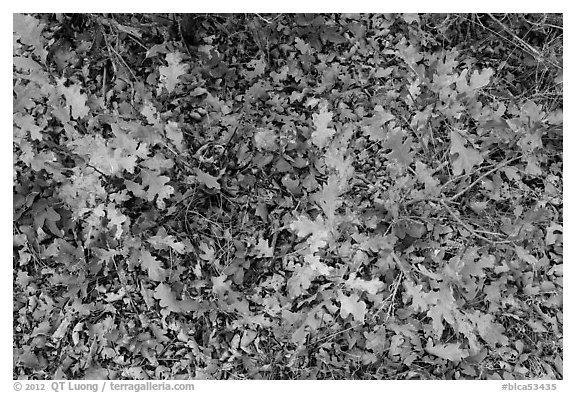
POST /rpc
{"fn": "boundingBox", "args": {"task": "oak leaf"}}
[305,253,332,275]
[468,310,509,348]
[141,170,174,209]
[194,168,220,190]
[345,276,384,295]
[159,52,189,93]
[287,265,315,299]
[312,175,342,224]
[254,238,273,258]
[148,230,185,254]
[14,113,43,141]
[154,283,197,313]
[211,274,231,295]
[154,283,181,312]
[425,340,469,363]
[469,68,494,90]
[140,249,167,281]
[198,242,216,262]
[338,291,367,323]
[56,79,89,119]
[165,121,184,151]
[450,131,483,175]
[383,129,413,167]
[290,215,330,252]
[311,103,335,148]
[361,105,395,142]
[13,14,48,63]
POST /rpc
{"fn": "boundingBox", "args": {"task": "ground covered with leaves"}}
[13,13,563,380]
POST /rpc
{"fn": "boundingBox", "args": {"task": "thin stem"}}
[450,154,523,201]
[440,200,494,244]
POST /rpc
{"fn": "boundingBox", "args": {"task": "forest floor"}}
[13,13,563,380]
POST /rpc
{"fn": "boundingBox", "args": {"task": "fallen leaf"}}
[159,52,189,93]
[254,238,273,258]
[140,249,167,281]
[469,68,494,90]
[450,131,483,175]
[425,340,469,363]
[338,291,367,323]
[194,168,220,190]
[311,103,335,148]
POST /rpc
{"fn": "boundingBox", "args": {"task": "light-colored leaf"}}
[124,366,148,380]
[311,103,335,148]
[165,121,184,151]
[154,283,182,311]
[338,291,367,323]
[281,175,300,195]
[211,274,231,295]
[13,14,48,63]
[159,52,189,93]
[105,203,127,239]
[514,245,539,266]
[290,215,330,252]
[244,57,266,80]
[545,223,563,246]
[469,68,494,90]
[153,283,197,314]
[361,105,395,142]
[426,283,457,337]
[294,37,312,55]
[56,79,89,119]
[425,340,469,363]
[324,145,354,180]
[141,170,174,209]
[141,100,160,127]
[140,249,167,281]
[305,253,332,275]
[415,160,440,195]
[345,276,385,295]
[14,113,44,141]
[254,238,274,258]
[147,231,185,254]
[383,128,413,167]
[468,310,509,348]
[199,242,216,262]
[254,129,278,151]
[194,168,220,190]
[287,265,316,299]
[141,155,174,172]
[401,13,420,24]
[312,175,342,224]
[52,315,73,341]
[404,280,429,312]
[450,131,483,175]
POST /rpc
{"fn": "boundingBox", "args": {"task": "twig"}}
[404,196,444,207]
[486,13,561,70]
[439,172,468,192]
[219,125,240,164]
[312,269,405,347]
[468,227,505,238]
[486,14,541,57]
[450,154,523,201]
[102,64,107,105]
[124,32,149,51]
[439,200,494,244]
[385,272,404,321]
[430,160,450,176]
[254,14,273,24]
[465,14,524,56]
[102,31,138,82]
